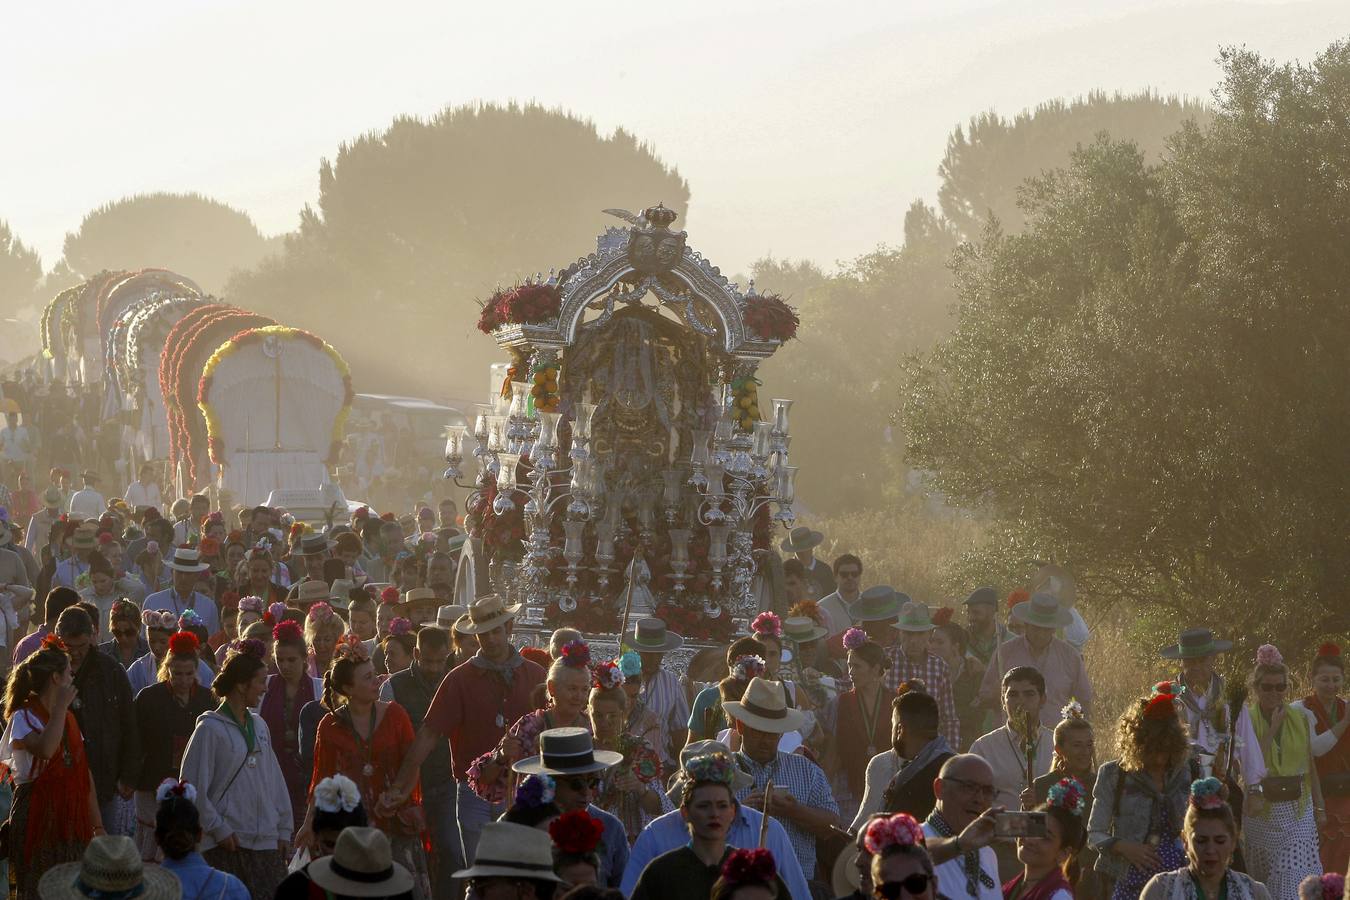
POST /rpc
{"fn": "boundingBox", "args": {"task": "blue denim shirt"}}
[1087,760,1192,877]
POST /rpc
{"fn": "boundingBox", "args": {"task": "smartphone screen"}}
[994,811,1048,838]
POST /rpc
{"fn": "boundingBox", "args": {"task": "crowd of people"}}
[0,447,1345,900]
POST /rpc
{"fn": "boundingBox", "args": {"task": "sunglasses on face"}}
[876,874,934,898]
[1258,682,1288,693]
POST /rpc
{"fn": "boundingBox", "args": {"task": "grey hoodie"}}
[179,708,293,851]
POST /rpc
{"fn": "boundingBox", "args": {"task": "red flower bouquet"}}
[743,293,799,341]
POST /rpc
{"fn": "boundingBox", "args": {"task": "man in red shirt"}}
[386,593,545,864]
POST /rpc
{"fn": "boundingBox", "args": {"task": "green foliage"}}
[939,90,1211,240]
[899,42,1350,665]
[227,102,690,399]
[60,192,273,294]
[0,220,43,312]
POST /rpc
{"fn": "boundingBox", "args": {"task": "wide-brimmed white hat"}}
[437,603,467,628]
[308,827,414,897]
[452,822,564,883]
[164,546,210,573]
[455,593,521,634]
[513,726,623,776]
[39,835,180,899]
[723,676,810,734]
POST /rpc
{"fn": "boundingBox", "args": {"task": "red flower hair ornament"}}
[560,639,591,668]
[548,809,605,856]
[167,631,200,655]
[333,633,369,663]
[40,633,67,652]
[864,812,926,855]
[720,847,778,885]
[273,620,304,643]
[379,586,401,606]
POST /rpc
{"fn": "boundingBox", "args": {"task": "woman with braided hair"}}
[131,629,214,860]
[1,637,103,897]
[1140,778,1271,900]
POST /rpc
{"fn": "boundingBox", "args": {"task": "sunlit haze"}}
[4,0,1344,275]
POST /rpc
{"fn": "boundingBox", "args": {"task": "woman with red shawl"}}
[0,637,101,898]
[1294,643,1350,874]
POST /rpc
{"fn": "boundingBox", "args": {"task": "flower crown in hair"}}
[40,633,67,652]
[593,660,624,690]
[333,633,369,663]
[1256,644,1283,667]
[842,627,868,651]
[238,595,264,615]
[731,654,766,682]
[314,774,362,814]
[721,848,777,886]
[514,773,556,809]
[1319,643,1342,659]
[684,752,737,786]
[273,620,304,643]
[864,812,926,855]
[379,586,401,606]
[1061,698,1084,720]
[751,611,781,639]
[549,809,605,856]
[788,599,823,627]
[177,609,204,631]
[155,778,198,804]
[265,601,288,627]
[618,650,642,679]
[388,617,413,637]
[1190,777,1225,810]
[306,601,336,624]
[560,639,591,668]
[228,638,267,661]
[167,631,200,655]
[142,609,177,631]
[1047,777,1086,816]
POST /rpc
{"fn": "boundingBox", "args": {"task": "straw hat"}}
[627,617,683,652]
[308,827,414,897]
[454,594,522,634]
[452,822,564,883]
[328,578,356,611]
[164,546,211,573]
[437,603,467,629]
[513,727,623,776]
[295,533,335,556]
[831,841,864,897]
[39,835,180,899]
[399,587,439,612]
[723,676,810,734]
[68,522,98,551]
[779,526,823,553]
[782,615,827,644]
[1010,593,1074,629]
[293,580,333,607]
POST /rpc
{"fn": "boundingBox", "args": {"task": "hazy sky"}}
[3,0,1345,278]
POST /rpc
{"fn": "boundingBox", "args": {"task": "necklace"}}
[857,684,883,757]
[344,703,378,778]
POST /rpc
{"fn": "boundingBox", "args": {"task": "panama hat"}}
[782,615,827,644]
[1010,593,1074,629]
[68,522,98,551]
[327,578,356,610]
[452,822,564,883]
[39,835,180,899]
[308,827,414,897]
[628,617,683,652]
[723,676,810,734]
[1159,628,1234,660]
[163,546,211,573]
[455,593,522,634]
[295,533,335,556]
[399,586,439,612]
[849,585,905,622]
[832,840,866,898]
[892,601,937,633]
[779,526,824,553]
[293,580,334,607]
[437,603,467,628]
[513,727,623,776]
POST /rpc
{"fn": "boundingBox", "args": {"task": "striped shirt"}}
[638,667,690,769]
[885,647,962,747]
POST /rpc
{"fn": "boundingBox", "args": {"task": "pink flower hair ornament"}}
[388,617,413,637]
[142,609,177,632]
[864,812,926,855]
[306,601,336,624]
[1256,644,1284,667]
[750,611,782,639]
[731,654,766,682]
[842,627,868,651]
[560,639,591,668]
[238,595,265,615]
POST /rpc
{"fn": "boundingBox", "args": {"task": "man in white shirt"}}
[920,754,1003,900]
[969,665,1055,812]
[817,553,862,638]
[143,546,219,634]
[123,463,162,513]
[67,470,106,520]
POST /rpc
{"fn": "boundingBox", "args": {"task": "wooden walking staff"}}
[1020,709,1036,791]
[758,779,775,847]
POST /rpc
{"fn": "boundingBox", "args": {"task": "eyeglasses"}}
[561,776,601,791]
[876,874,934,898]
[942,776,996,800]
[1258,682,1288,693]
